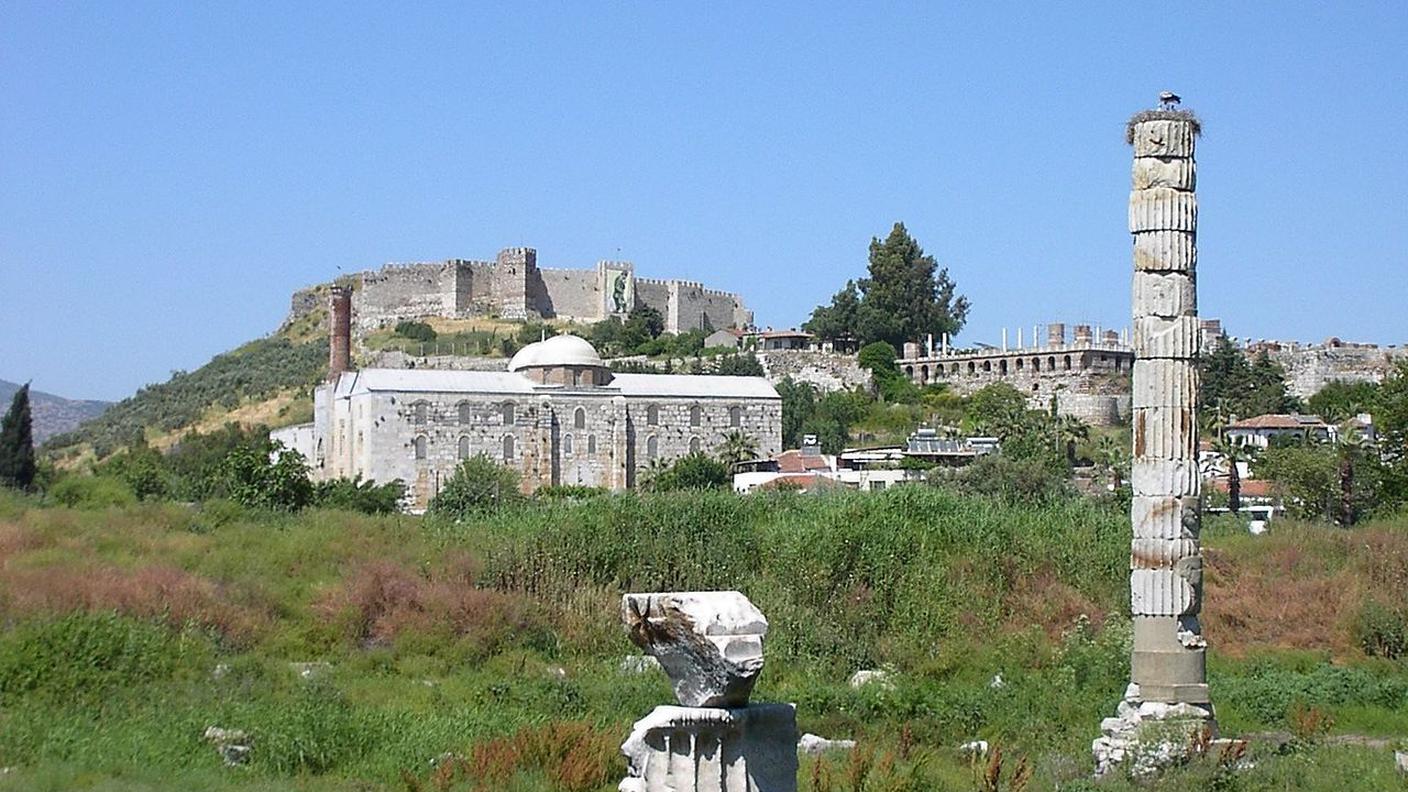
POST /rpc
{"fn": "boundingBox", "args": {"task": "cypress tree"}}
[0,383,36,490]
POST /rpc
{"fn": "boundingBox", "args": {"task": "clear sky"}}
[2,3,1405,401]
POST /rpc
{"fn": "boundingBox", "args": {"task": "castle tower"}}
[493,247,539,320]
[328,285,353,380]
[1094,94,1214,775]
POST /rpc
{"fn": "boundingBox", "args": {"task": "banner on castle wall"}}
[605,268,634,316]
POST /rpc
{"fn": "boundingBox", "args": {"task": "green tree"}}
[1376,361,1408,466]
[776,377,817,449]
[394,321,437,343]
[1209,435,1256,512]
[1199,336,1300,422]
[222,442,313,511]
[714,353,764,377]
[428,454,522,517]
[626,305,665,341]
[1307,380,1380,423]
[650,452,731,492]
[313,476,406,514]
[803,280,861,342]
[0,383,36,491]
[716,430,760,466]
[806,223,969,349]
[1055,415,1090,467]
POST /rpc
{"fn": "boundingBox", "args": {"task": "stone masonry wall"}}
[756,351,870,392]
[1258,343,1408,400]
[540,268,603,321]
[329,386,780,509]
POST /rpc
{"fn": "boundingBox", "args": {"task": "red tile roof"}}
[776,449,833,473]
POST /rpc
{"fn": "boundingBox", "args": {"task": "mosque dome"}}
[508,335,610,386]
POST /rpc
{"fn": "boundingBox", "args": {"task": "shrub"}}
[428,455,523,518]
[1355,601,1407,659]
[394,320,438,343]
[222,443,313,511]
[647,452,731,492]
[48,475,137,509]
[313,476,405,514]
[0,612,202,704]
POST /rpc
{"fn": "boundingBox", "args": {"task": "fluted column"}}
[1127,112,1208,705]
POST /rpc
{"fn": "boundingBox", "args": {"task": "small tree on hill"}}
[0,383,36,491]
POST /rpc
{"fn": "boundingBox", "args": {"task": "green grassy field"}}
[1,489,1405,790]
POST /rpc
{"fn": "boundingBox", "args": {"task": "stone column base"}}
[620,703,798,792]
[1093,683,1216,778]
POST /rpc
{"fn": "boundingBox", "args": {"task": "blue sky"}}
[2,2,1405,401]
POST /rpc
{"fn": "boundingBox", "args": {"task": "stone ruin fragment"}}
[619,591,798,792]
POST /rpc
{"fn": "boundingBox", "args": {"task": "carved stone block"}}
[1132,407,1198,461]
[1131,119,1197,159]
[1132,157,1196,191]
[1132,271,1197,318]
[1131,459,1200,497]
[619,704,799,792]
[1129,188,1198,233]
[1132,359,1198,409]
[1131,496,1200,541]
[1132,316,1200,358]
[623,592,767,708]
[1133,231,1196,272]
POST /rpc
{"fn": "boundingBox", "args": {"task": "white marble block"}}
[619,704,799,792]
[623,591,767,708]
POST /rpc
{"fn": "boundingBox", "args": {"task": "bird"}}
[1159,91,1181,110]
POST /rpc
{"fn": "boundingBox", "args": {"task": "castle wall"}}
[540,268,603,321]
[756,350,871,392]
[355,263,457,330]
[1257,343,1408,400]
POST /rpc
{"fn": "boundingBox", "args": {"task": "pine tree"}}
[0,383,37,490]
[804,223,969,349]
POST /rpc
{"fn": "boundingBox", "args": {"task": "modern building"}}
[1223,414,1333,448]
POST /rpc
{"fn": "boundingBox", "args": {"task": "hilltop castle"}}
[287,246,752,335]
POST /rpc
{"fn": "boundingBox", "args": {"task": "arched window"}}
[457,435,470,460]
[1033,357,1041,372]
[587,435,597,454]
[904,365,914,378]
[1063,355,1072,371]
[999,360,1008,375]
[920,365,929,383]
[951,363,959,374]
[563,433,574,456]
[457,401,472,425]
[983,360,991,372]
[728,406,742,427]
[1048,356,1056,370]
[1114,357,1123,372]
[647,405,659,426]
[967,362,976,375]
[1015,358,1024,371]
[414,435,428,460]
[413,401,429,425]
[574,406,586,429]
[647,435,659,460]
[501,402,515,425]
[690,405,702,427]
[502,434,515,461]
[689,436,702,454]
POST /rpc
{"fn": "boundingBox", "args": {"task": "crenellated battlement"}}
[296,244,751,335]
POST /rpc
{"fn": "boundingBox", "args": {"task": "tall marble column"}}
[1095,94,1215,776]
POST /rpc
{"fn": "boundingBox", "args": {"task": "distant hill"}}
[0,379,112,445]
[43,336,329,458]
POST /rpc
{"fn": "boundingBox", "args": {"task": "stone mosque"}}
[274,288,781,510]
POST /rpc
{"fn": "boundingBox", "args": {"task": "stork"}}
[1159,91,1182,110]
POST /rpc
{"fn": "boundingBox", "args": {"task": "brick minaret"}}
[328,286,352,380]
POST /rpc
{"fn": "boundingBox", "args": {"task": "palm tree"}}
[638,457,673,492]
[716,430,760,467]
[1097,435,1127,487]
[1209,435,1256,513]
[1055,415,1090,467]
[1335,427,1370,527]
